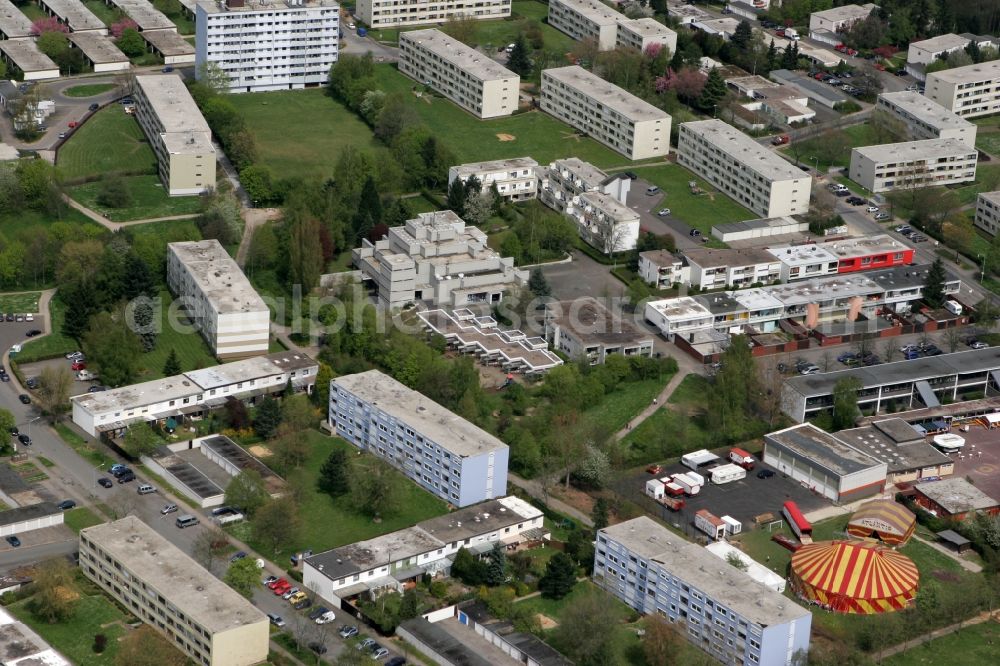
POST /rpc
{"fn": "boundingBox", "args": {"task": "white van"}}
[175,515,200,528]
[137,484,156,495]
[945,300,963,316]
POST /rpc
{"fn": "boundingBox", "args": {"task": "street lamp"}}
[27,416,40,441]
[978,254,988,284]
[811,156,819,174]
[94,462,105,488]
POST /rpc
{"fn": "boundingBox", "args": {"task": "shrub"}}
[93,634,107,653]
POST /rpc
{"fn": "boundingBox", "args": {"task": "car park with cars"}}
[97,477,113,488]
[160,503,178,514]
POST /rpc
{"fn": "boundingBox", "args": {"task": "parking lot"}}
[940,425,1000,501]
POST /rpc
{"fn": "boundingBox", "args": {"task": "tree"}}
[31,17,68,36]
[781,43,798,69]
[450,547,487,586]
[116,28,147,58]
[224,397,250,429]
[273,430,310,472]
[123,253,154,300]
[351,463,401,518]
[109,18,138,39]
[82,310,143,387]
[30,557,79,623]
[35,366,73,421]
[162,348,181,376]
[696,67,726,112]
[643,615,687,665]
[575,445,611,489]
[553,588,617,665]
[507,33,533,76]
[122,421,161,458]
[446,177,468,216]
[317,448,350,497]
[130,300,156,352]
[224,469,270,516]
[731,20,753,50]
[224,557,262,598]
[710,334,761,442]
[923,257,947,309]
[832,376,862,431]
[592,498,609,531]
[251,497,301,556]
[286,204,324,292]
[485,542,507,586]
[528,267,551,298]
[197,61,231,94]
[253,397,283,439]
[36,31,69,58]
[766,39,778,71]
[115,626,186,666]
[191,527,228,571]
[462,192,493,226]
[538,551,577,599]
[869,108,908,144]
[280,393,316,432]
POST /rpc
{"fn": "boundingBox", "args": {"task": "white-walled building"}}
[538,157,628,213]
[765,243,839,282]
[447,157,538,203]
[925,59,1000,118]
[547,0,619,50]
[684,247,783,290]
[974,191,1000,236]
[195,0,339,93]
[572,191,640,254]
[353,210,527,309]
[616,17,677,54]
[876,91,977,147]
[848,138,978,194]
[329,370,509,507]
[399,29,518,118]
[808,3,876,45]
[356,0,510,30]
[677,119,811,218]
[638,249,689,289]
[541,65,670,160]
[133,75,216,196]
[907,33,972,66]
[167,240,269,359]
[545,297,654,364]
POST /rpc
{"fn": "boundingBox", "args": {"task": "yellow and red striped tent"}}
[790,540,919,614]
[846,500,917,546]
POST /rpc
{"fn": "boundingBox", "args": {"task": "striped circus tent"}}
[846,500,917,546]
[790,541,919,614]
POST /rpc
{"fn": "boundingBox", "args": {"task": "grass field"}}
[9,594,127,665]
[975,130,1000,157]
[0,208,105,246]
[68,176,203,222]
[0,291,41,313]
[57,106,156,181]
[64,506,104,532]
[81,0,124,25]
[232,431,449,560]
[884,621,1000,665]
[54,422,115,467]
[14,298,74,362]
[780,123,883,172]
[132,289,219,380]
[64,83,117,98]
[17,3,46,21]
[625,164,753,234]
[583,377,670,435]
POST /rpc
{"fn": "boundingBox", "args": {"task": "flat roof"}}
[333,370,509,457]
[601,517,811,625]
[638,249,678,267]
[161,130,215,155]
[551,0,619,25]
[979,191,1000,207]
[0,502,60,527]
[67,32,129,65]
[726,74,780,92]
[81,518,266,633]
[811,3,875,23]
[769,69,849,104]
[852,137,976,163]
[818,234,910,260]
[197,0,336,12]
[0,0,35,38]
[399,618,498,666]
[694,17,740,34]
[909,33,970,54]
[459,601,573,666]
[878,91,974,131]
[684,246,779,269]
[699,292,743,315]
[39,0,105,32]
[766,423,883,476]
[0,606,70,666]
[681,119,805,182]
[168,240,265,315]
[136,75,211,136]
[549,157,609,187]
[109,0,174,30]
[838,419,951,473]
[0,40,59,74]
[713,216,805,234]
[544,66,669,123]
[647,296,711,320]
[401,29,517,82]
[140,28,196,57]
[766,243,838,266]
[417,497,541,545]
[926,58,1000,84]
[546,297,653,346]
[451,157,538,178]
[72,375,199,416]
[620,17,676,39]
[733,288,785,312]
[579,190,637,220]
[418,309,561,372]
[915,477,999,512]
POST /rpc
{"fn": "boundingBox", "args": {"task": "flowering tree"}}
[655,67,706,103]
[31,17,69,36]
[110,18,138,39]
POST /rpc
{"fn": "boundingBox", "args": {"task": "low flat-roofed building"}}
[448,157,538,203]
[644,296,714,339]
[766,242,839,281]
[596,517,812,665]
[0,0,35,38]
[974,190,1000,236]
[849,138,977,194]
[925,59,1000,118]
[547,0,620,50]
[0,502,63,537]
[705,541,786,593]
[838,418,954,484]
[616,17,677,53]
[668,1,708,25]
[764,423,887,502]
[638,249,689,288]
[67,32,130,73]
[399,29,518,119]
[330,369,510,506]
[545,297,654,364]
[304,496,545,607]
[140,27,196,64]
[712,215,809,242]
[683,246,783,289]
[816,234,915,273]
[357,0,510,30]
[0,41,60,81]
[109,0,175,31]
[808,3,876,36]
[572,190,641,253]
[912,477,1000,519]
[0,606,71,666]
[692,17,741,39]
[769,68,850,108]
[677,119,811,218]
[37,0,106,33]
[541,66,670,160]
[167,239,269,358]
[875,91,977,147]
[907,33,971,66]
[79,517,269,666]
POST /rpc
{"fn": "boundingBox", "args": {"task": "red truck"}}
[771,134,790,146]
[728,448,755,470]
[661,496,685,511]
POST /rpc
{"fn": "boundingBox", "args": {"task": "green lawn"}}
[132,289,219,379]
[68,175,203,222]
[9,594,127,666]
[64,506,105,532]
[64,83,117,98]
[13,298,75,363]
[231,431,449,560]
[667,374,709,405]
[780,123,883,171]
[950,164,1000,206]
[975,130,1000,157]
[81,0,124,25]
[624,164,754,234]
[617,407,714,466]
[582,377,670,434]
[0,208,105,248]
[53,422,115,467]
[57,106,156,181]
[884,621,1000,665]
[0,291,41,313]
[17,4,46,21]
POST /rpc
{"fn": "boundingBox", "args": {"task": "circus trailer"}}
[783,501,813,541]
[646,478,666,500]
[721,515,742,536]
[662,481,686,496]
[711,463,747,485]
[728,447,755,470]
[694,509,727,541]
[671,473,701,496]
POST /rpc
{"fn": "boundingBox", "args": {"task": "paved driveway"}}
[625,178,704,250]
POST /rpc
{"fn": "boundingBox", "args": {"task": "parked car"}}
[97,477,113,488]
[161,503,178,515]
[17,434,31,446]
[308,643,328,655]
[111,466,131,478]
[657,208,671,216]
[58,500,76,510]
[875,212,891,220]
[315,610,336,624]
[624,171,638,180]
[71,361,87,371]
[645,186,660,195]
[25,329,41,337]
[796,363,820,375]
[230,551,247,562]
[339,625,359,639]
[5,535,20,548]
[293,598,312,610]
[67,121,78,128]
[268,614,286,628]
[386,658,407,666]
[970,341,990,349]
[866,205,880,213]
[66,351,84,360]
[309,606,329,621]
[288,591,308,605]
[18,394,30,404]
[689,229,701,237]
[370,645,390,659]
[357,638,377,651]
[895,225,912,233]
[757,469,775,479]
[267,577,287,590]
[911,234,928,242]
[89,103,99,111]
[117,471,135,483]
[162,66,174,73]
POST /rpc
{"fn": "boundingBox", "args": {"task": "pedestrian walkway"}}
[879,610,999,659]
[912,533,982,573]
[613,367,693,441]
[506,472,593,528]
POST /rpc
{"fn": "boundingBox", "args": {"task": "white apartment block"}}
[677,119,811,218]
[925,59,1000,118]
[167,240,269,359]
[907,33,971,66]
[71,352,318,437]
[448,157,538,203]
[541,66,670,160]
[616,17,677,54]
[548,0,676,52]
[195,0,339,93]
[357,0,510,30]
[685,247,783,290]
[876,91,977,147]
[808,3,876,35]
[539,157,628,214]
[574,191,640,254]
[329,370,509,506]
[304,496,544,608]
[133,75,216,196]
[848,138,978,194]
[975,191,1000,236]
[545,297,654,364]
[596,517,812,666]
[638,249,689,289]
[766,243,839,282]
[353,210,527,309]
[399,29,518,118]
[80,518,269,666]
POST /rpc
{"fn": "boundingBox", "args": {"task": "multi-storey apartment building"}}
[447,157,538,203]
[765,243,840,282]
[848,138,978,193]
[353,210,527,309]
[925,59,1000,118]
[357,0,510,30]
[638,249,689,288]
[133,75,216,196]
[541,66,670,160]
[80,518,269,666]
[807,3,876,44]
[538,157,629,213]
[167,240,269,359]
[547,0,619,50]
[974,191,1000,236]
[573,191,641,253]
[684,247,783,290]
[399,29,518,118]
[329,369,509,506]
[616,17,677,53]
[875,91,977,147]
[595,517,812,665]
[545,297,654,364]
[677,119,811,217]
[818,234,915,273]
[195,0,339,93]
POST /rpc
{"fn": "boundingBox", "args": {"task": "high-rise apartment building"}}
[357,0,510,30]
[925,59,1000,118]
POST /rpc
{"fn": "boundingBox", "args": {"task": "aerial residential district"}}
[3,1,1000,665]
